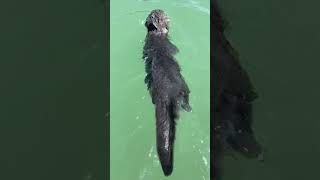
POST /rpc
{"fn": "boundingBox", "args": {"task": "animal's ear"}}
[144,20,148,28]
[144,17,149,27]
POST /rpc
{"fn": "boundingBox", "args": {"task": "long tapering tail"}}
[155,100,177,176]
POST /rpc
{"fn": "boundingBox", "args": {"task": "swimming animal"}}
[143,9,192,176]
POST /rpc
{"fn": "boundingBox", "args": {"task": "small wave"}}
[175,0,210,15]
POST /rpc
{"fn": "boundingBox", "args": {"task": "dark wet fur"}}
[212,2,263,179]
[143,9,191,176]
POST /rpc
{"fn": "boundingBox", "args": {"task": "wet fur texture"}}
[143,9,191,176]
[212,2,263,180]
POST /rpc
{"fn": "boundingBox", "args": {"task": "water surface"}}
[110,0,210,179]
[219,0,320,179]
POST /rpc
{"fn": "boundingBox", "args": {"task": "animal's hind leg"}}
[179,91,192,112]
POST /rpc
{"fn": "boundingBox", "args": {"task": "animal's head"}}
[145,9,169,35]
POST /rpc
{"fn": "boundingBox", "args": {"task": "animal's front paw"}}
[182,103,192,112]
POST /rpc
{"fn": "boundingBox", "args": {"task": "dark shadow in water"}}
[211,1,263,179]
[213,0,320,179]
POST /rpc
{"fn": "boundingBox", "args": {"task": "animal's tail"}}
[155,100,178,176]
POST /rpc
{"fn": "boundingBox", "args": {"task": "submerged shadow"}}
[212,1,264,179]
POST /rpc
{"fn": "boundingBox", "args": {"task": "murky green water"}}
[219,0,320,179]
[110,0,210,179]
[1,1,108,180]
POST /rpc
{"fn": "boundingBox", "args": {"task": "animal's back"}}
[143,34,185,100]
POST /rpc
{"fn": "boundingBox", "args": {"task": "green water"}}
[110,0,210,179]
[219,0,320,179]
